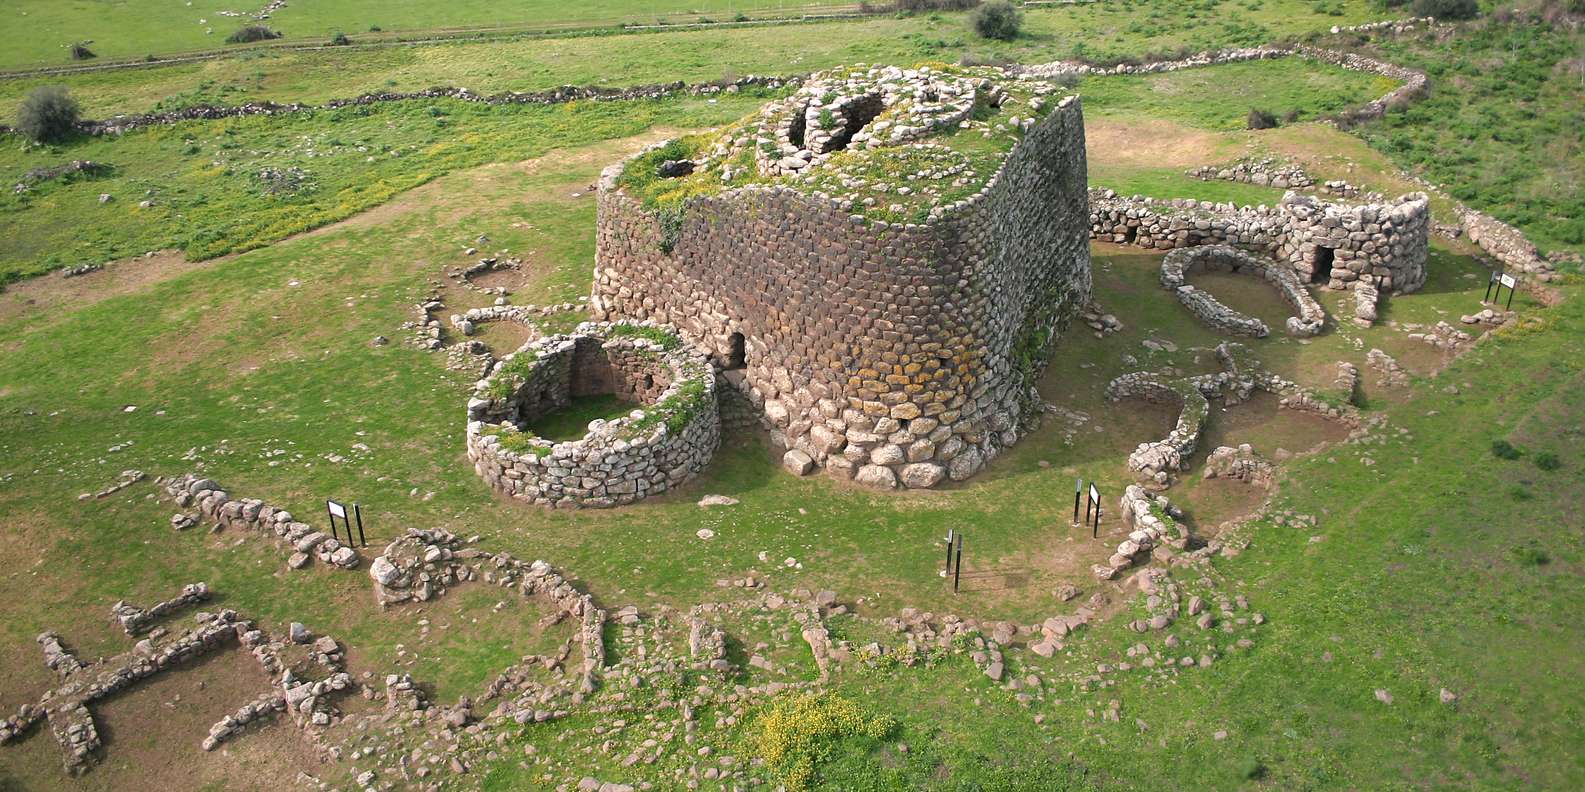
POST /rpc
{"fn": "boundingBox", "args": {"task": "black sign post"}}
[1089,483,1102,538]
[1487,271,1519,311]
[326,499,348,544]
[1072,478,1083,525]
[354,503,367,547]
[943,529,955,577]
[952,533,964,594]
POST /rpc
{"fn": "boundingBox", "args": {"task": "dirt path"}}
[0,129,681,326]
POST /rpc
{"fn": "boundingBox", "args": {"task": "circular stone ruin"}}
[466,322,720,508]
[1160,244,1326,338]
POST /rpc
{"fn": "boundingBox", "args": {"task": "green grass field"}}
[4,0,852,68]
[0,57,1392,284]
[0,0,1391,116]
[2,4,1584,790]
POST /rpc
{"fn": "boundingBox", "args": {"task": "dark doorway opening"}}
[1311,246,1335,284]
[822,93,885,153]
[727,333,747,370]
[1122,225,1138,245]
[788,104,808,149]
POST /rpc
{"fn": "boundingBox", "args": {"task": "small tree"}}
[329,30,351,46]
[226,24,282,44]
[1410,0,1479,19]
[69,42,96,60]
[16,86,81,144]
[972,1,1022,41]
[1246,108,1279,130]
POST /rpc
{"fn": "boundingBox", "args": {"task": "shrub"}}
[1246,108,1279,129]
[971,1,1022,40]
[1533,451,1561,471]
[749,693,897,791]
[1491,439,1523,460]
[15,86,81,144]
[226,24,282,44]
[329,31,351,46]
[69,42,95,61]
[1411,0,1479,19]
[1509,540,1550,566]
[896,0,980,10]
[368,25,382,32]
[1239,758,1268,780]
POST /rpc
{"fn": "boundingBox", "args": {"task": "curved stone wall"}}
[1091,189,1429,296]
[592,97,1092,489]
[1161,245,1326,337]
[465,322,720,508]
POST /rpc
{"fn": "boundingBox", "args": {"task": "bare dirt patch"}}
[0,250,210,325]
[1086,116,1244,170]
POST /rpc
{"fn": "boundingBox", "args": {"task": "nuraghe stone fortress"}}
[589,64,1094,492]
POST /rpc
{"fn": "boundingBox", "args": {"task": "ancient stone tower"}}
[590,64,1092,489]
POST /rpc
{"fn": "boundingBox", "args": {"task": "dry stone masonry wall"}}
[2,585,353,776]
[466,322,720,508]
[1091,189,1430,301]
[593,67,1092,489]
[1107,343,1365,486]
[163,473,362,570]
[1160,245,1326,337]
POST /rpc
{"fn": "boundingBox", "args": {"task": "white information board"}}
[327,500,347,519]
[1500,274,1517,289]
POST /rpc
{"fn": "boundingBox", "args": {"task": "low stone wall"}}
[163,473,361,569]
[1160,245,1325,337]
[1092,189,1430,295]
[1,76,794,138]
[1024,43,1427,124]
[1188,158,1313,190]
[1459,208,1556,278]
[1094,485,1191,580]
[1108,343,1363,485]
[466,322,720,508]
[1104,373,1210,482]
[369,528,606,695]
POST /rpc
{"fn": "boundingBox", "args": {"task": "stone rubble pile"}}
[1406,321,1473,351]
[1188,158,1314,190]
[1203,444,1276,489]
[1366,348,1409,387]
[1094,486,1191,581]
[78,468,145,501]
[111,581,212,635]
[1459,307,1512,327]
[37,632,86,678]
[162,473,361,570]
[1353,282,1380,327]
